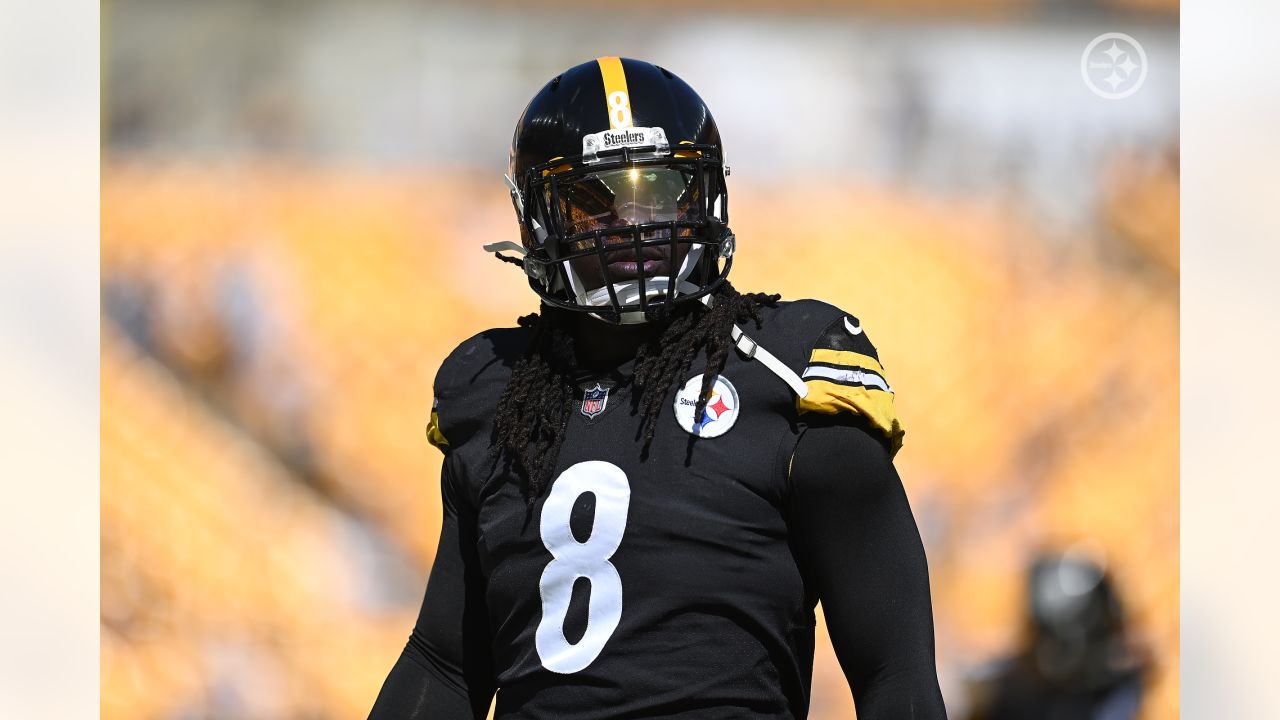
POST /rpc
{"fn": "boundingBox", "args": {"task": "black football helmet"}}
[493,57,734,324]
[1025,551,1131,687]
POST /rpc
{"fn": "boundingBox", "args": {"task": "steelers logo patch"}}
[673,374,739,438]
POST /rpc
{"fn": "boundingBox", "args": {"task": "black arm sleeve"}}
[787,419,948,719]
[369,457,496,719]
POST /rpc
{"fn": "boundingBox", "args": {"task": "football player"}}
[963,553,1148,720]
[370,57,947,719]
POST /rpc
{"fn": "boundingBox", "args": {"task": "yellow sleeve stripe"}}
[425,410,449,450]
[797,380,904,456]
[808,348,885,375]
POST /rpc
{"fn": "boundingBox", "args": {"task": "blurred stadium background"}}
[101,0,1178,717]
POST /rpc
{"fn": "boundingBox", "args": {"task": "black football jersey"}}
[425,299,902,719]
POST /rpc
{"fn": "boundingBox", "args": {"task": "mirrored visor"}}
[547,165,702,243]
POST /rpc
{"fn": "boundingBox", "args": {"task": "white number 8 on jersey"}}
[535,461,631,674]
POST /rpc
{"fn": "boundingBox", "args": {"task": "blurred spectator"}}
[964,551,1149,720]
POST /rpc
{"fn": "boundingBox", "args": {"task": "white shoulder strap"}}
[697,295,808,398]
[731,325,809,399]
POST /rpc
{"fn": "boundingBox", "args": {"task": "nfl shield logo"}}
[580,383,610,419]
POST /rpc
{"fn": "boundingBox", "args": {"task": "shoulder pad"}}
[796,313,904,456]
[426,326,531,454]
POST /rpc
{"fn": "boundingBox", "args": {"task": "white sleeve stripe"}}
[802,365,893,393]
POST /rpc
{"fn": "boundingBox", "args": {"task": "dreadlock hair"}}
[491,281,780,503]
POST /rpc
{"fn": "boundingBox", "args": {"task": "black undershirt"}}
[786,420,948,719]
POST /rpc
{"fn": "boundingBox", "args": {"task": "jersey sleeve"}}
[795,313,905,457]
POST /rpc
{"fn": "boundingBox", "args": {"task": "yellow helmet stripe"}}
[596,56,633,129]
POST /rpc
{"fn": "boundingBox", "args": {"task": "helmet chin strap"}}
[563,244,707,324]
